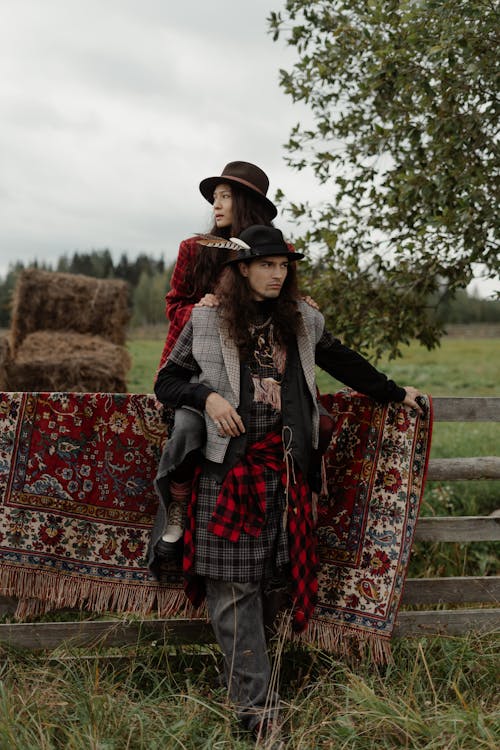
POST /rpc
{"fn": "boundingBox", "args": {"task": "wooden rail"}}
[0,396,498,648]
[431,396,499,421]
[395,396,500,637]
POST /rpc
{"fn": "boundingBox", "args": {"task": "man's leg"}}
[262,574,292,640]
[205,578,281,732]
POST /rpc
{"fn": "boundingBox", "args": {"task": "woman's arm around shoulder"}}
[165,237,201,322]
[156,237,201,372]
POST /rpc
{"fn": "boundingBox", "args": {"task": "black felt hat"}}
[224,225,304,264]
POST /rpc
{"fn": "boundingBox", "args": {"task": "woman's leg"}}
[156,407,205,558]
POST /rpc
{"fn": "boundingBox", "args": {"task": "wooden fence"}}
[0,396,498,649]
[395,396,499,637]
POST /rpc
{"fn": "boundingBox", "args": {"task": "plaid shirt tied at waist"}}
[183,430,319,632]
[208,430,287,541]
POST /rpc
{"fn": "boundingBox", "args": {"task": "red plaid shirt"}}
[183,431,318,632]
[157,237,200,372]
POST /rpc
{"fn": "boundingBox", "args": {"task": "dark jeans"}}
[206,578,289,731]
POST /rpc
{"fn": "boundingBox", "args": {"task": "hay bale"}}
[10,269,131,353]
[6,331,131,392]
[0,335,12,390]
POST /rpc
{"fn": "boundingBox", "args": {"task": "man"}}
[153,225,424,747]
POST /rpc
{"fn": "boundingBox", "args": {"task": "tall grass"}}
[0,633,497,748]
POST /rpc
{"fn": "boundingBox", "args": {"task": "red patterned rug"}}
[0,390,432,659]
[293,390,433,660]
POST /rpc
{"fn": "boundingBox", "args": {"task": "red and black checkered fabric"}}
[157,237,201,373]
[183,431,318,631]
[207,431,284,541]
[183,463,205,608]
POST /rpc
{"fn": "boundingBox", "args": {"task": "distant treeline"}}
[0,249,498,329]
[434,288,500,325]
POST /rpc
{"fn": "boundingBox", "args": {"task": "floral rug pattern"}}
[0,390,432,656]
[307,391,432,656]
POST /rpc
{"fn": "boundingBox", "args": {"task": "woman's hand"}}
[205,392,245,437]
[402,386,427,417]
[302,295,319,310]
[196,293,219,308]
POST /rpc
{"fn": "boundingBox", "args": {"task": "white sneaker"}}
[161,501,183,543]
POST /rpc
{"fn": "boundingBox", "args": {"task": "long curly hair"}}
[191,186,275,298]
[215,260,301,361]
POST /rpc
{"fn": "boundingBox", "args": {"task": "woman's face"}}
[213,183,233,228]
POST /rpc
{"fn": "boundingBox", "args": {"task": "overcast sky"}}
[1,0,497,297]
[0,0,321,273]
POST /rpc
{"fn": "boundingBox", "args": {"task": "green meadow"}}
[0,330,497,749]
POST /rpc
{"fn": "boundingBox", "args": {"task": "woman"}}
[157,161,279,371]
[154,161,291,560]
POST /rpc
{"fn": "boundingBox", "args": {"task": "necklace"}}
[249,316,272,333]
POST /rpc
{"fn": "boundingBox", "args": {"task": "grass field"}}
[128,332,500,474]
[0,632,497,749]
[127,325,500,399]
[128,329,500,512]
[0,330,497,748]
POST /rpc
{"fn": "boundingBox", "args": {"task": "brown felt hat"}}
[199,161,278,219]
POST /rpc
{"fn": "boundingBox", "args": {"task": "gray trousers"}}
[206,578,289,731]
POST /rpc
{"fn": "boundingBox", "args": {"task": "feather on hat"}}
[195,234,251,252]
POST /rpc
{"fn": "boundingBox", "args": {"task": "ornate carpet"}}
[0,390,432,659]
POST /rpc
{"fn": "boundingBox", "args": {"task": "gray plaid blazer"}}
[191,300,324,463]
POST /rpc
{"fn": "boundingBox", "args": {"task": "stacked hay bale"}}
[0,335,12,390]
[5,269,132,393]
[8,331,131,392]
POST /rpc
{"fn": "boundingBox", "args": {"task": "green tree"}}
[131,264,173,327]
[435,288,500,324]
[270,0,499,358]
[0,263,24,327]
[89,248,114,278]
[116,253,165,288]
[61,249,115,278]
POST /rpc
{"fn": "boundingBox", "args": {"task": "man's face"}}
[238,255,289,301]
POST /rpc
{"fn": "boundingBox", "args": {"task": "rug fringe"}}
[278,616,393,665]
[0,565,200,621]
[3,565,390,663]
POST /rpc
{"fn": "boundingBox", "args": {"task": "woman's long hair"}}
[215,260,301,361]
[191,186,275,298]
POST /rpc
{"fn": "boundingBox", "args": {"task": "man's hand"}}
[402,386,427,417]
[196,293,219,308]
[205,392,245,436]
